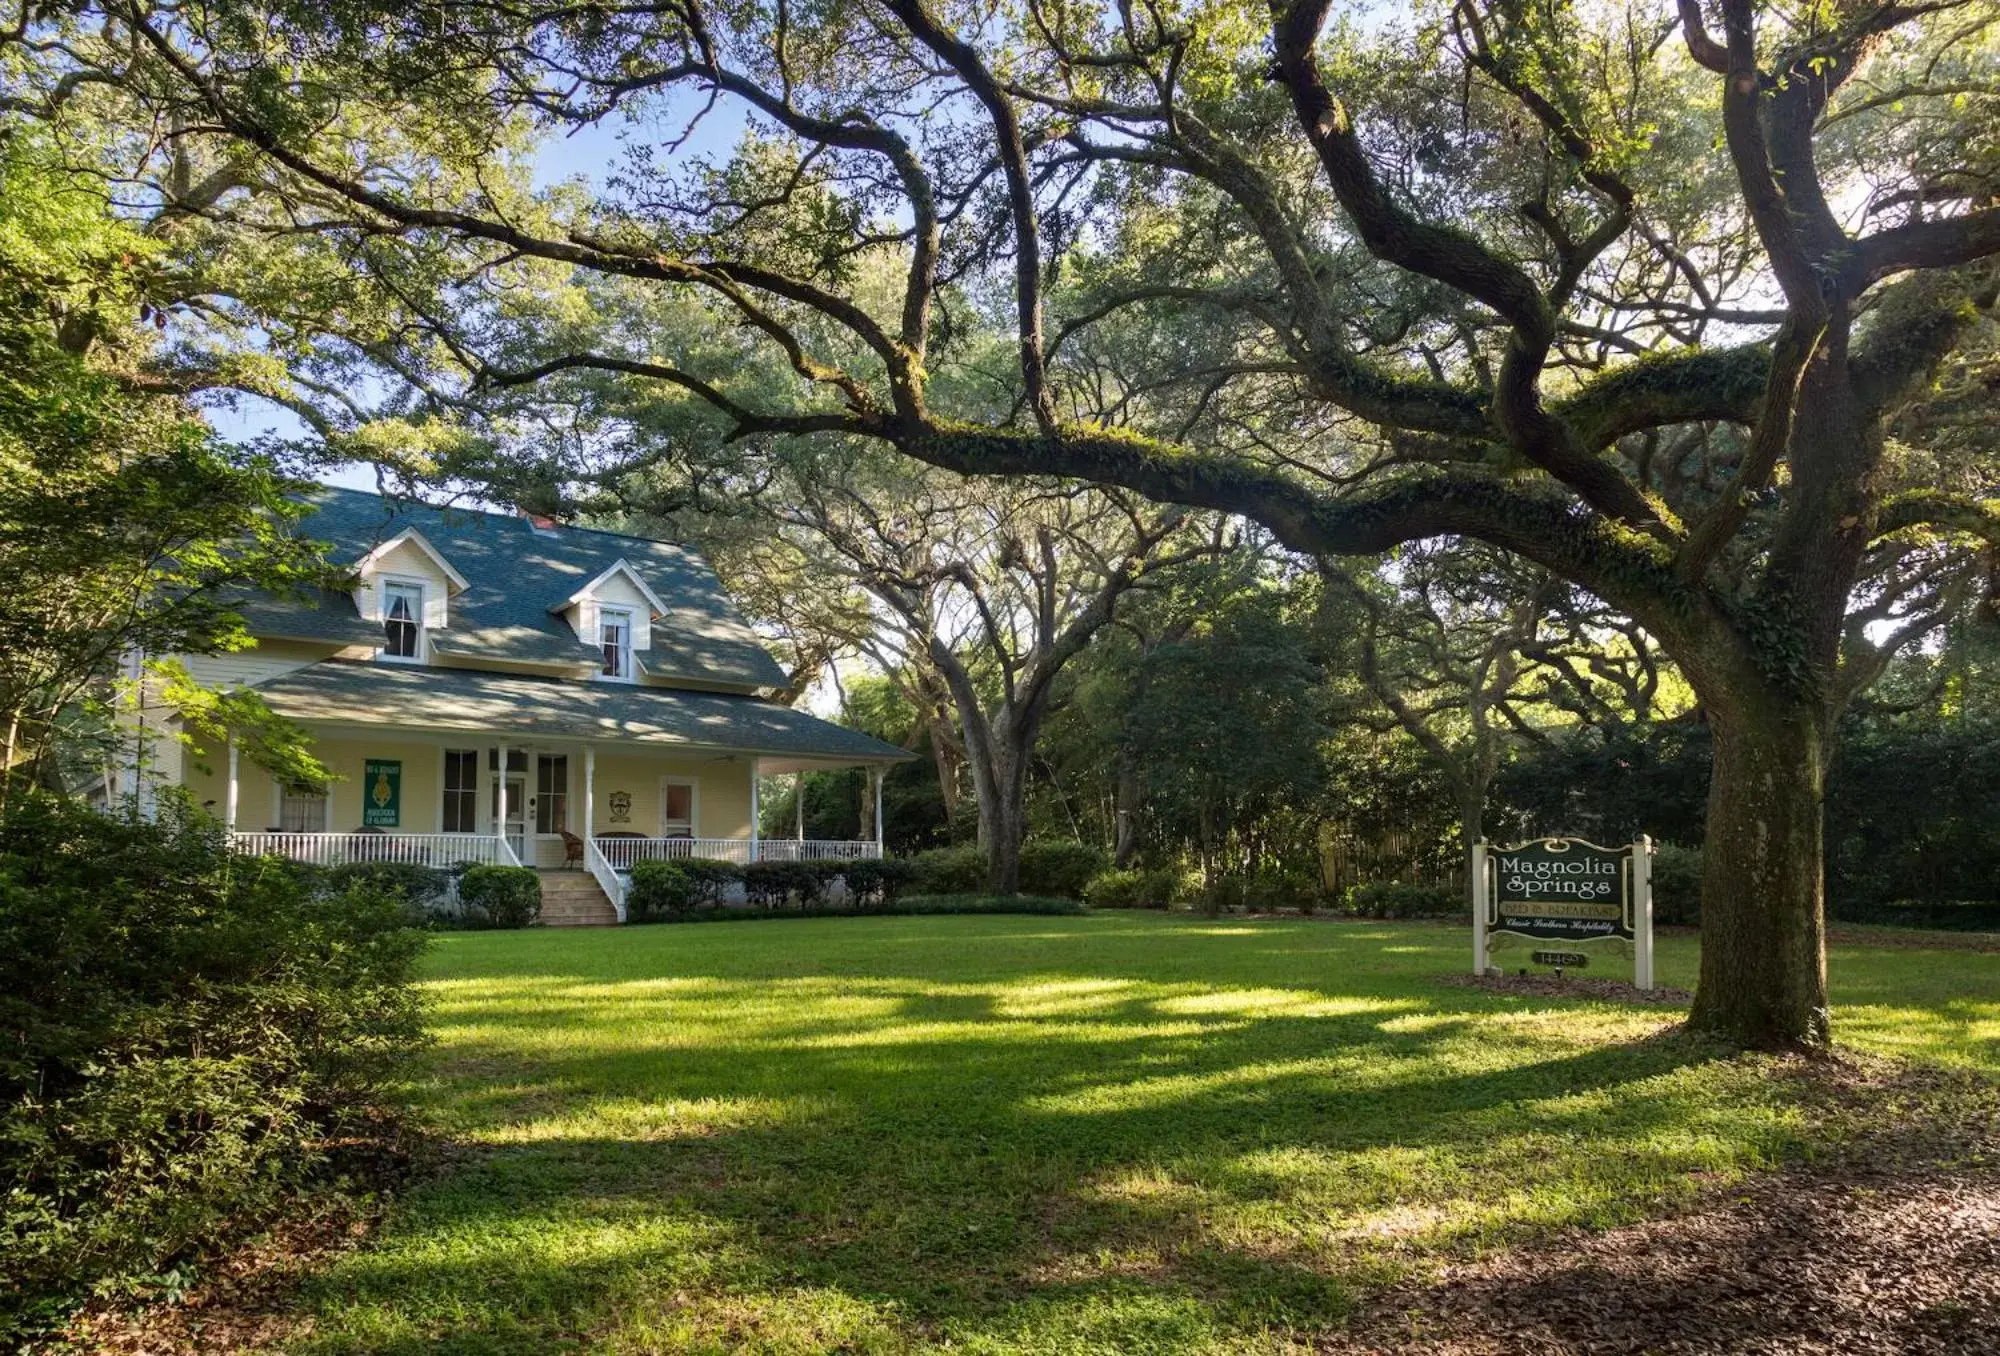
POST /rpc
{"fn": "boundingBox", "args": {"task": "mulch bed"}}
[1439,972,1693,1005]
[1318,1060,2000,1355]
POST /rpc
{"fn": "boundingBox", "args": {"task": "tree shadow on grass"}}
[300,966,1748,1354]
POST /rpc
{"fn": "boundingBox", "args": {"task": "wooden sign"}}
[1472,837,1655,990]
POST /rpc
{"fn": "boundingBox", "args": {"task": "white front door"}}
[493,772,527,862]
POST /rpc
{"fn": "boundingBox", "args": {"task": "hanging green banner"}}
[363,759,402,827]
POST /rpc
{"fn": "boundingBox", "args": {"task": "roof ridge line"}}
[309,484,703,557]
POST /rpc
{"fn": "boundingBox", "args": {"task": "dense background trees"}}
[8,0,2000,1043]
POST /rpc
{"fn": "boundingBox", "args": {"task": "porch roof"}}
[255,660,915,768]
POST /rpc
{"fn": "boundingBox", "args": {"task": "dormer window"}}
[600,607,633,680]
[382,581,425,661]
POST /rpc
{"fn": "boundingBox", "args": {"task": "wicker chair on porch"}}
[557,828,586,869]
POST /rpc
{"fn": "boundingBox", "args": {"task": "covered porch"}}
[197,660,911,920]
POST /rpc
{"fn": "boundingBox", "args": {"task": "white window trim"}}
[659,776,699,838]
[598,606,636,683]
[377,575,428,665]
[439,746,482,835]
[355,527,470,593]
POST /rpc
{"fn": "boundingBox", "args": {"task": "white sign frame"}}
[1472,836,1654,990]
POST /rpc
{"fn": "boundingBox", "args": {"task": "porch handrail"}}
[593,836,881,869]
[584,837,628,923]
[232,831,518,870]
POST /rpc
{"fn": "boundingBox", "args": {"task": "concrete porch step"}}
[536,870,618,927]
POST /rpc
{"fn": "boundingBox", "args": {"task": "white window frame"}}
[379,577,427,664]
[280,783,330,833]
[440,748,481,835]
[658,776,698,838]
[599,606,635,682]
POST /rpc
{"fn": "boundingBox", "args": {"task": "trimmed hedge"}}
[1019,841,1108,898]
[458,865,540,929]
[908,840,1108,898]
[909,843,986,895]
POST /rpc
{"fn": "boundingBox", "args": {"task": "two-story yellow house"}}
[128,487,910,923]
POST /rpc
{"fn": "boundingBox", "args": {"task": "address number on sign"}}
[1532,951,1589,969]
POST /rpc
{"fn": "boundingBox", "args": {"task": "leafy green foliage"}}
[1341,882,1463,920]
[1649,843,1704,927]
[1082,868,1180,909]
[0,133,335,792]
[838,857,917,908]
[909,843,989,895]
[0,791,425,1340]
[1017,841,1109,899]
[457,866,540,929]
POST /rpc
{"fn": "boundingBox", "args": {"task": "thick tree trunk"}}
[1112,746,1142,867]
[1686,694,1832,1048]
[970,737,1030,895]
[1458,793,1484,919]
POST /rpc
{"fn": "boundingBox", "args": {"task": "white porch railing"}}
[593,836,882,870]
[234,832,879,874]
[584,838,628,922]
[232,831,520,869]
[754,839,884,862]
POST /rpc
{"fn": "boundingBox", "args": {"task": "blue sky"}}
[208,94,749,495]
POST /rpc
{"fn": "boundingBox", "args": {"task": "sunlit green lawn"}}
[294,914,1999,1355]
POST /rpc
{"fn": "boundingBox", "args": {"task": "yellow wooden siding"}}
[183,734,752,842]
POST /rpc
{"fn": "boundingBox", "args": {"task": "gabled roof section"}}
[355,527,470,594]
[553,558,669,617]
[286,487,788,689]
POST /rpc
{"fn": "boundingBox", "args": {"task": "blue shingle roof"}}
[257,660,911,764]
[293,486,789,689]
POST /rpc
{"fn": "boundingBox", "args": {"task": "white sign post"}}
[1470,839,1491,976]
[1632,835,1655,991]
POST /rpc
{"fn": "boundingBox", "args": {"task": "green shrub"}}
[1342,881,1462,919]
[0,791,425,1341]
[1197,875,1247,915]
[679,856,747,897]
[1244,868,1323,914]
[840,857,917,908]
[458,865,541,929]
[744,859,838,909]
[324,860,452,917]
[1082,868,1179,909]
[628,859,698,920]
[624,856,745,921]
[890,893,1087,916]
[1018,840,1109,898]
[909,843,987,894]
[1648,842,1702,926]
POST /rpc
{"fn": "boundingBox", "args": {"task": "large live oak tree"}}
[13,0,2000,1044]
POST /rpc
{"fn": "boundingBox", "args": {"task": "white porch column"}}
[583,745,595,845]
[873,766,885,855]
[795,771,806,841]
[748,757,760,862]
[497,743,510,849]
[224,739,240,832]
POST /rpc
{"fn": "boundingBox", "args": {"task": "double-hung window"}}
[442,750,479,833]
[382,581,424,661]
[600,608,633,680]
[280,784,328,833]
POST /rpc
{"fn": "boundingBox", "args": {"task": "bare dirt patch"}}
[1439,972,1693,1005]
[1318,1059,2000,1355]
